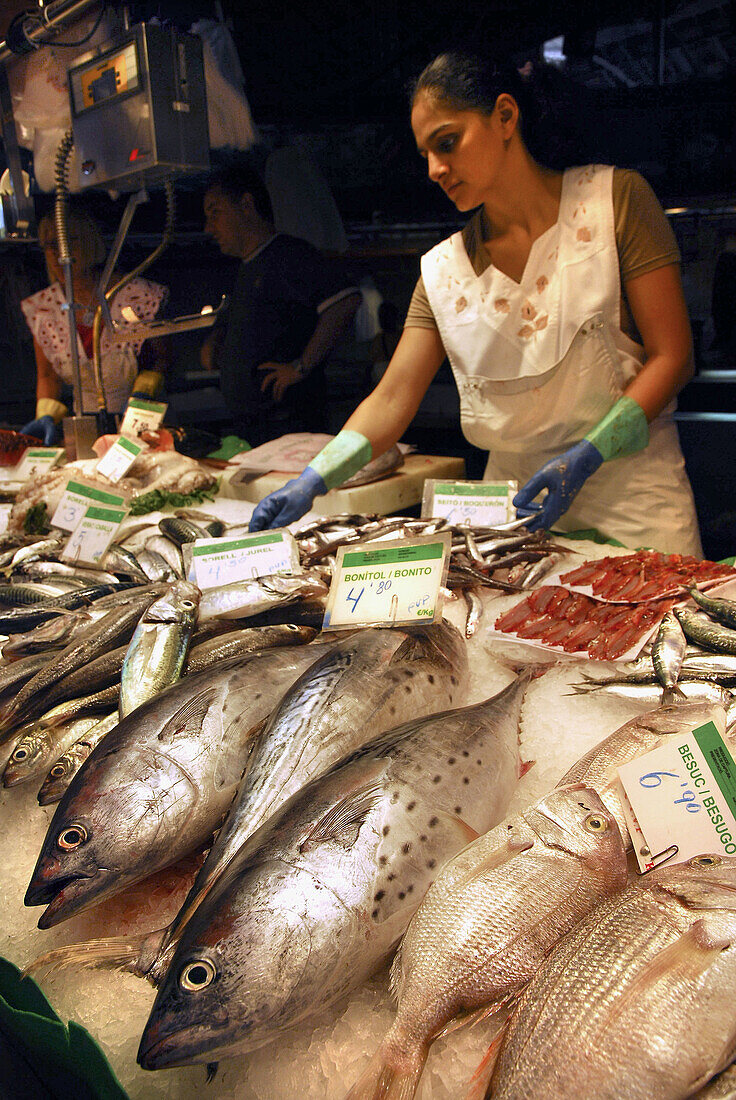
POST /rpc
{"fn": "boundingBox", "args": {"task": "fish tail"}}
[662,684,686,705]
[24,926,168,982]
[346,1033,427,1100]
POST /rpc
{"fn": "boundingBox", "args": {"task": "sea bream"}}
[345,785,627,1100]
[24,642,335,927]
[484,855,736,1099]
[136,670,529,1070]
[151,621,468,974]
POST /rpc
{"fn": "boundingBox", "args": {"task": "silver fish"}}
[687,586,736,631]
[675,607,736,655]
[137,670,528,1070]
[486,856,736,1100]
[36,711,119,805]
[24,643,334,927]
[557,700,733,847]
[144,535,185,580]
[3,714,105,788]
[135,547,177,583]
[185,624,317,672]
[198,572,328,621]
[119,581,200,717]
[652,609,687,695]
[153,621,468,972]
[346,786,627,1100]
[568,678,734,710]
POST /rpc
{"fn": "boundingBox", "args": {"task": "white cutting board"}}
[219,453,466,516]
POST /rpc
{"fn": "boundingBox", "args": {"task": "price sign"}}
[62,504,128,565]
[323,532,451,630]
[50,477,128,532]
[96,436,145,483]
[190,530,300,590]
[13,447,65,481]
[618,718,736,872]
[421,479,518,526]
[119,397,167,438]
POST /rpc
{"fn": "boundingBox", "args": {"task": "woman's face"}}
[411,90,507,211]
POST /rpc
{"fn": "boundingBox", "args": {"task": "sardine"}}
[687,585,736,630]
[137,670,527,1069]
[152,621,468,973]
[24,643,335,926]
[652,609,687,695]
[198,572,329,621]
[485,856,736,1099]
[119,581,200,717]
[675,607,736,655]
[346,786,627,1100]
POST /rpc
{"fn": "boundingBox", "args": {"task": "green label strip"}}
[117,437,142,456]
[66,480,126,507]
[126,398,166,413]
[693,720,736,819]
[192,533,283,556]
[85,506,127,524]
[434,482,510,498]
[26,450,55,459]
[343,543,444,567]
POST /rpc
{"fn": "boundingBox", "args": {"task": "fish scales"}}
[24,643,335,926]
[345,786,627,1100]
[137,669,526,1070]
[153,621,468,967]
[486,857,736,1100]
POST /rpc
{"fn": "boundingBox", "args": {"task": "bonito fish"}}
[151,621,468,975]
[136,670,528,1070]
[485,855,736,1100]
[24,643,334,927]
[346,786,627,1100]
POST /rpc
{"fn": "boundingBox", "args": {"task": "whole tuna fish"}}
[557,700,732,845]
[346,785,627,1100]
[485,855,736,1100]
[152,621,468,973]
[119,580,200,716]
[137,670,529,1070]
[24,643,334,927]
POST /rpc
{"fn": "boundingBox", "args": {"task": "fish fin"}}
[519,757,535,778]
[158,687,219,744]
[452,837,534,895]
[299,781,385,852]
[345,1031,427,1100]
[433,995,516,1043]
[465,1028,506,1100]
[23,926,168,982]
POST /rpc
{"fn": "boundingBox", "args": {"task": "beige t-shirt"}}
[405,168,680,343]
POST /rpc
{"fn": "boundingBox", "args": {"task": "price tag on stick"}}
[618,717,736,872]
[190,530,300,590]
[50,477,129,533]
[62,504,128,566]
[421,479,518,526]
[119,397,167,438]
[323,532,451,630]
[96,436,145,483]
[13,448,65,481]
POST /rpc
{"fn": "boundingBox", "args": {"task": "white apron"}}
[21,277,167,415]
[421,164,702,556]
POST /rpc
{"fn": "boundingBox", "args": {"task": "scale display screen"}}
[69,41,140,114]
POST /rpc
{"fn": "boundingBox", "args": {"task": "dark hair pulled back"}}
[411,51,584,170]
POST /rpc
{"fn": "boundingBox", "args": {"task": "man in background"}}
[202,163,361,447]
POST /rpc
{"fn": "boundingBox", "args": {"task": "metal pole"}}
[0,0,102,66]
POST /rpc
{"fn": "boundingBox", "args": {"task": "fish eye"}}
[11,746,29,761]
[180,959,217,992]
[181,600,196,610]
[57,824,88,850]
[50,763,67,778]
[584,813,609,833]
[690,854,721,867]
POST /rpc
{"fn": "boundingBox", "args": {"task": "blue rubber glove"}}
[249,466,327,531]
[20,416,59,447]
[513,440,604,532]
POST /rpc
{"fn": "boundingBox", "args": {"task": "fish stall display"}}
[2,505,736,1099]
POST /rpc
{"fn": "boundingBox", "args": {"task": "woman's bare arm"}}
[343,324,447,457]
[623,263,694,421]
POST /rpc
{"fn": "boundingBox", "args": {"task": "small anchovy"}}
[652,609,688,694]
[463,587,484,638]
[447,561,521,593]
[686,585,736,630]
[520,553,564,589]
[675,607,736,655]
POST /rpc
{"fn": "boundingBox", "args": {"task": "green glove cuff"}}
[310,430,373,491]
[584,396,649,462]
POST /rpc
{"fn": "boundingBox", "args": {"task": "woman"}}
[20,206,168,445]
[250,52,702,555]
